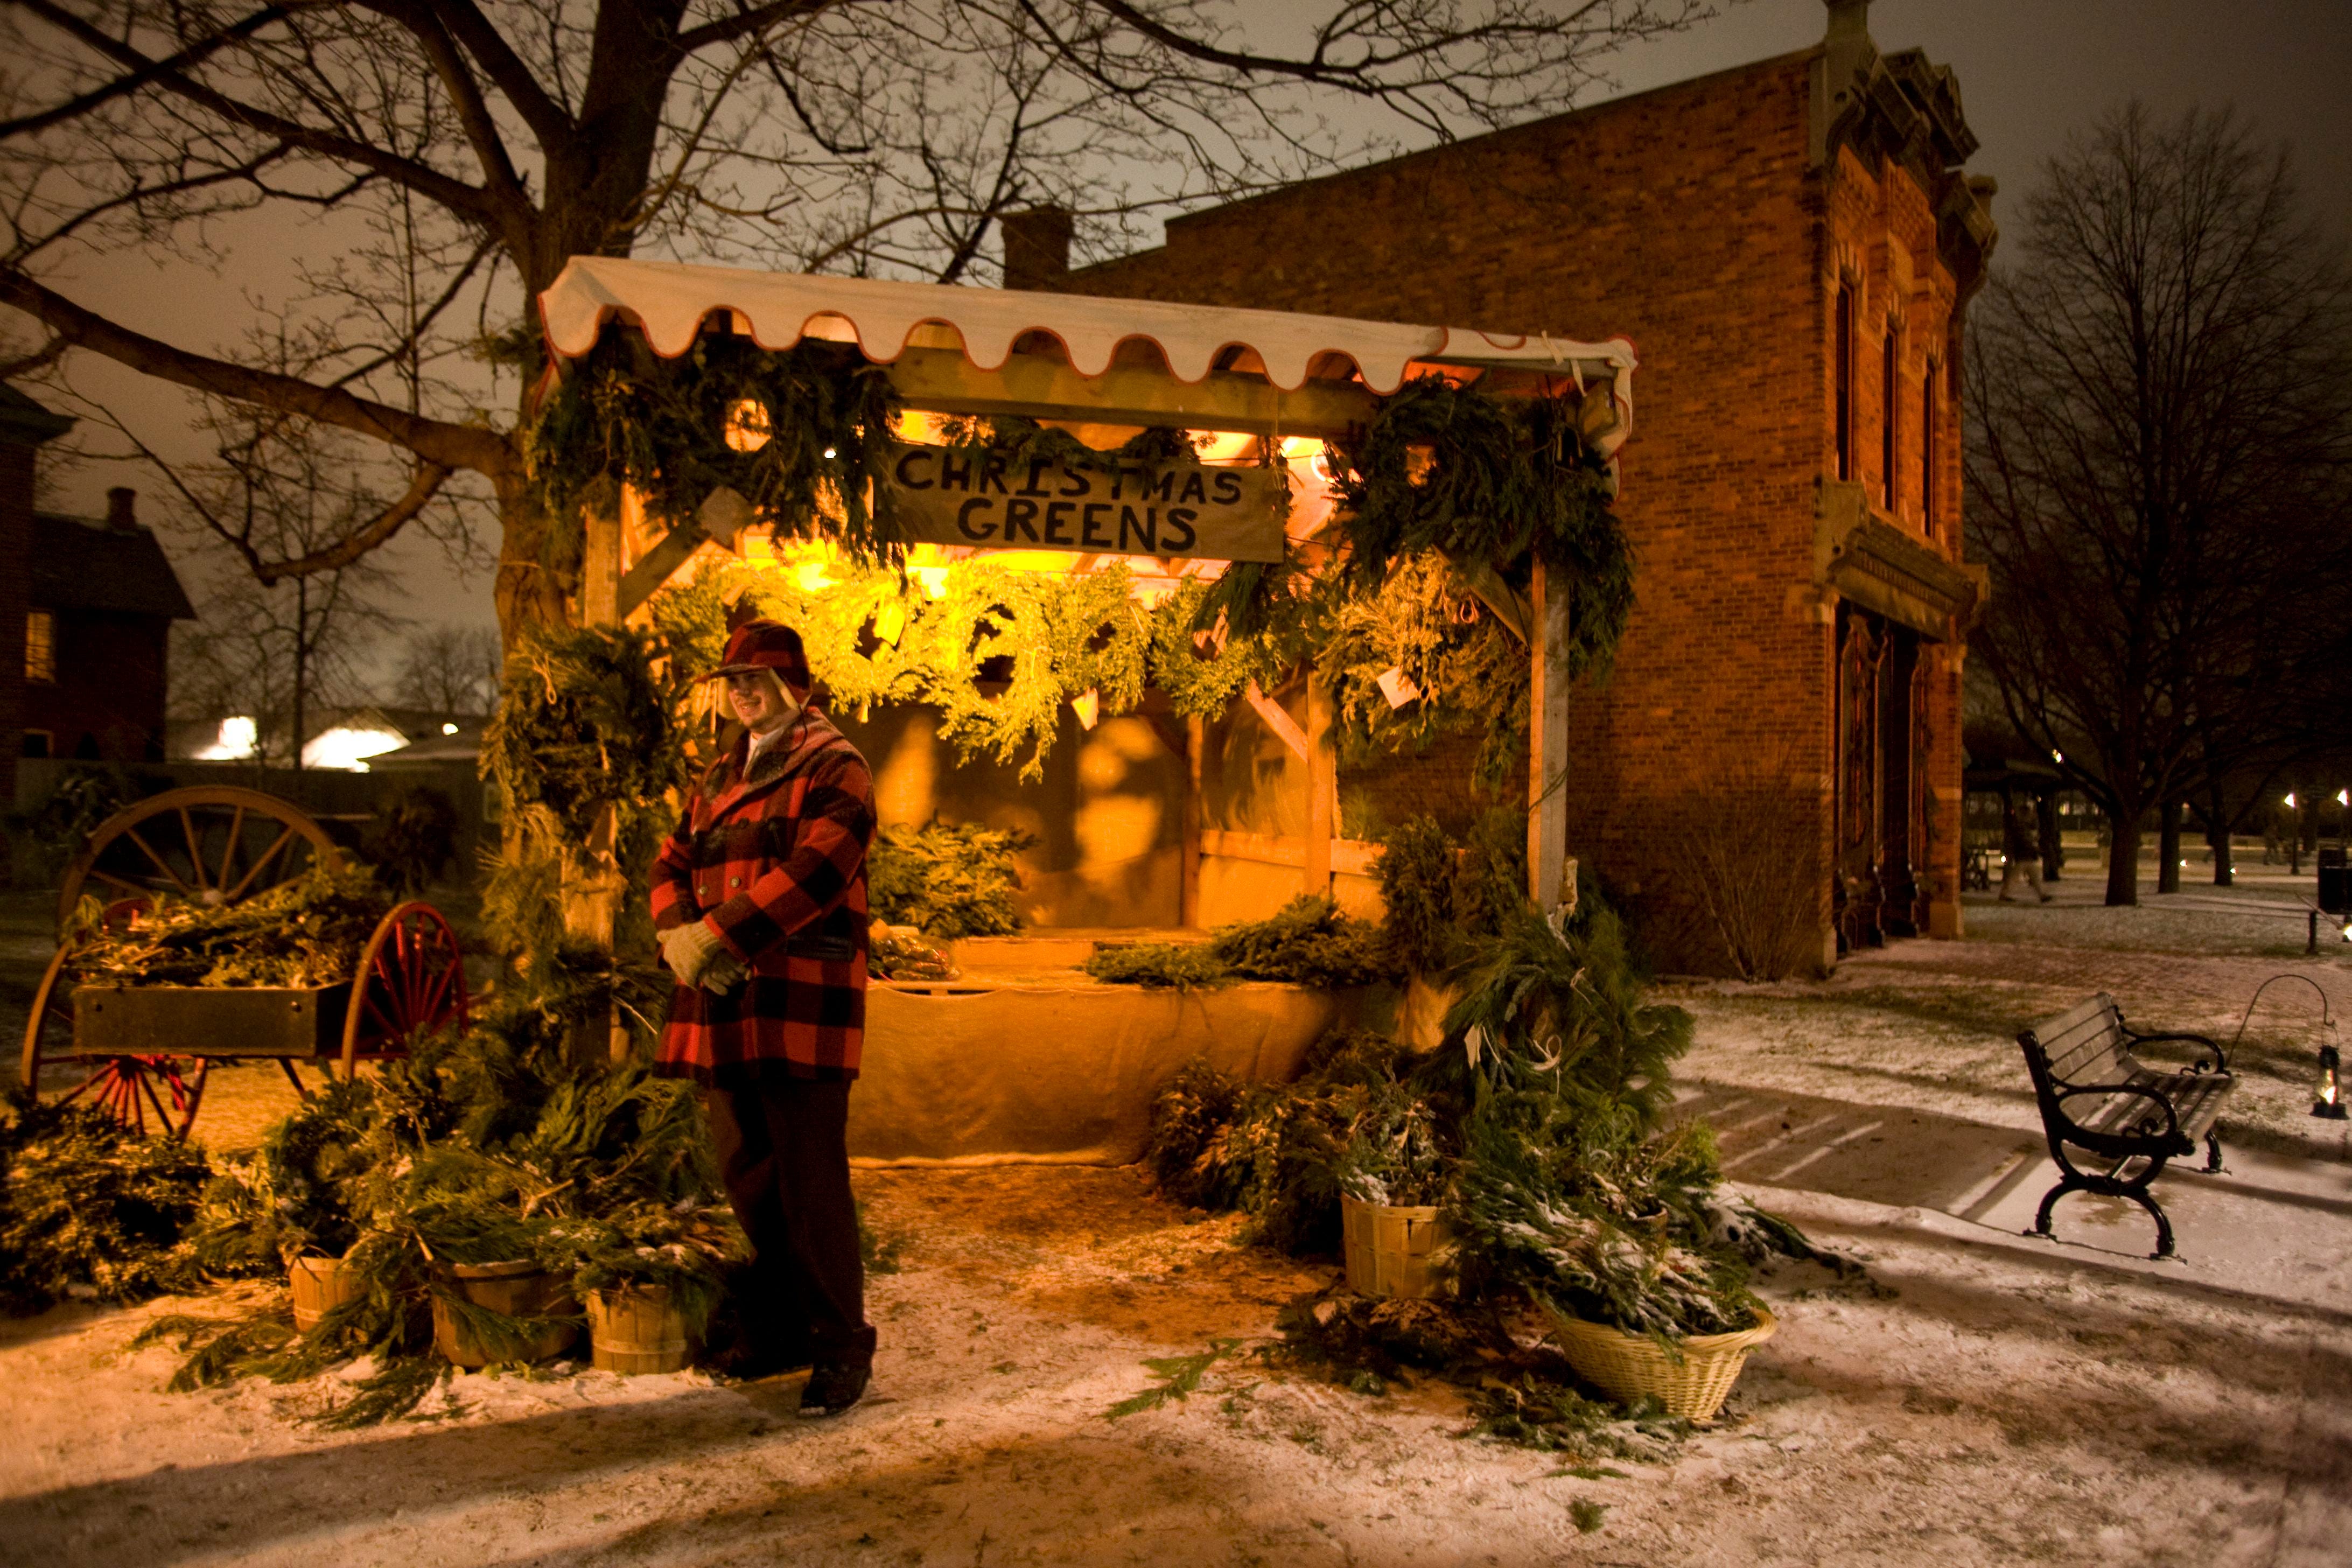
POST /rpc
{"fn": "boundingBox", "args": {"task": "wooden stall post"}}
[1306,677,1336,900]
[1181,714,1205,927]
[1528,562,1573,912]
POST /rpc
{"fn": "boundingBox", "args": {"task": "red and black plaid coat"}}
[650,709,875,1084]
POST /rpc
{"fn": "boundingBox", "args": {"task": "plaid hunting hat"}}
[702,619,813,692]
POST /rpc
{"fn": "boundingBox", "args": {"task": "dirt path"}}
[7,886,2350,1565]
[5,1154,2348,1567]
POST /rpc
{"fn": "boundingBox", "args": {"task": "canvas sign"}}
[876,442,1287,562]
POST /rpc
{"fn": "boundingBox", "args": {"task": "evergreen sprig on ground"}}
[1084,896,1392,991]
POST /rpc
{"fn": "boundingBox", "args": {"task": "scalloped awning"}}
[538,256,1637,403]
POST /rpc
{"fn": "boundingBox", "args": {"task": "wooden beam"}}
[1182,714,1204,928]
[1243,680,1308,761]
[1199,828,1382,877]
[1306,677,1335,899]
[884,346,1377,438]
[1528,562,1572,910]
[582,508,621,626]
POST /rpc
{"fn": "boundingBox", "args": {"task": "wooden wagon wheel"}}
[18,898,212,1140]
[339,901,470,1079]
[57,786,342,933]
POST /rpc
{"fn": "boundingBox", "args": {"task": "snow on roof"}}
[537,257,1636,400]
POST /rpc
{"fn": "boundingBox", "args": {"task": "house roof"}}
[30,512,197,619]
[0,383,74,446]
[538,256,1637,407]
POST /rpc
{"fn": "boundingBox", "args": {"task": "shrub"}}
[1656,763,1823,980]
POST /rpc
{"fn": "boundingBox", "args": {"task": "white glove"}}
[660,920,724,985]
[701,953,747,995]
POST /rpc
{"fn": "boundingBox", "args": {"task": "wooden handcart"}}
[18,786,469,1139]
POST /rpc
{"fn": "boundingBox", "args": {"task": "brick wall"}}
[1062,42,1978,967]
[0,440,30,808]
[23,610,172,762]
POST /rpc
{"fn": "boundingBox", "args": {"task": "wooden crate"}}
[70,982,352,1059]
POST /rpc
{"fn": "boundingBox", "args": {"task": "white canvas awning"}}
[538,257,1636,424]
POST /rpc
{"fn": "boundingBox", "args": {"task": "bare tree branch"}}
[0,268,511,474]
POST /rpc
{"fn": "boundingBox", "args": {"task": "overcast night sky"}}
[27,0,2352,647]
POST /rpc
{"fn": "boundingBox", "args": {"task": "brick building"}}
[0,387,194,776]
[1040,0,1994,967]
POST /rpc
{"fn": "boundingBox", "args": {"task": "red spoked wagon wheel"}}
[339,901,470,1079]
[57,786,342,933]
[18,898,213,1140]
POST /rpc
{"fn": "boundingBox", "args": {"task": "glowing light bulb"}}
[822,446,838,460]
[2286,793,2298,808]
[724,400,771,452]
[442,722,459,736]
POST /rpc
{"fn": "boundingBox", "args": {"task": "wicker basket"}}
[1340,1196,1448,1300]
[1550,1306,1777,1423]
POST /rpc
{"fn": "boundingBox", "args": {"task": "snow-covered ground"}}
[4,884,2350,1566]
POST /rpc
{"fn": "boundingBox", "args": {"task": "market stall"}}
[530,257,1639,1160]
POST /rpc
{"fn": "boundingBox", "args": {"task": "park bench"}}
[2017,993,2234,1259]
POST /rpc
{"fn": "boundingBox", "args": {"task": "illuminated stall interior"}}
[536,257,1636,946]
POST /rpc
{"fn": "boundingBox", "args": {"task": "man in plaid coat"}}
[652,619,877,1415]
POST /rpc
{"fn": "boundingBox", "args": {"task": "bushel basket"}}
[1550,1306,1777,1423]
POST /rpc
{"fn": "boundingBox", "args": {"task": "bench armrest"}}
[2052,1082,2183,1144]
[2123,1027,2228,1073]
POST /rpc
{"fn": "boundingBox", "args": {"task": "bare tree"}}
[0,0,1720,644]
[160,404,398,766]
[387,620,502,715]
[1964,103,2352,906]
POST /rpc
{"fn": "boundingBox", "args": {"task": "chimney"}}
[1823,0,1868,43]
[1000,206,1073,292]
[106,486,138,532]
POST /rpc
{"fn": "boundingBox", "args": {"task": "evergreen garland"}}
[523,330,904,569]
[652,556,1271,779]
[480,622,690,978]
[1313,553,1530,792]
[1328,378,1632,680]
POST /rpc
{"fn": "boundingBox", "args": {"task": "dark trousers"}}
[703,1077,875,1367]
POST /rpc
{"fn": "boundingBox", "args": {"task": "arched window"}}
[1922,358,1938,534]
[1835,284,1855,482]
[1881,325,1899,512]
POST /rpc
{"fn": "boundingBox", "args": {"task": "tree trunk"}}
[291,577,309,774]
[2157,800,2182,893]
[2037,788,2064,881]
[2208,783,2234,886]
[492,467,575,649]
[2104,808,2141,905]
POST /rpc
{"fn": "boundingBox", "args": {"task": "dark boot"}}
[800,1359,870,1417]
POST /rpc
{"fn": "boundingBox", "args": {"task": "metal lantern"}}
[2316,1041,2347,1121]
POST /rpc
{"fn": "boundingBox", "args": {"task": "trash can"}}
[2319,847,2348,914]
